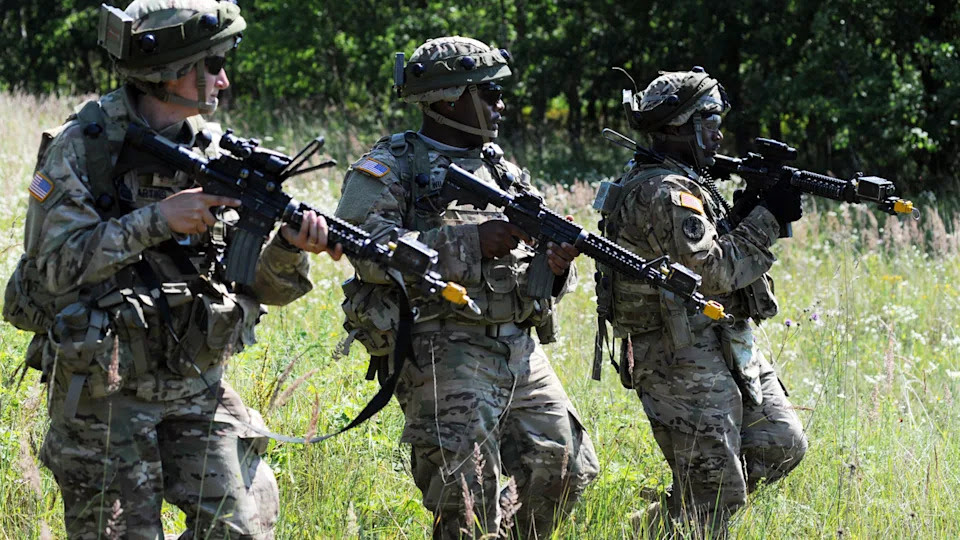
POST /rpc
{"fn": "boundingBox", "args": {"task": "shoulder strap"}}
[75,100,126,219]
[389,131,432,230]
[592,164,666,382]
[75,102,113,202]
[480,144,517,190]
[600,165,669,240]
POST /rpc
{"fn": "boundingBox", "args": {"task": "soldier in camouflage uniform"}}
[334,37,599,538]
[4,2,339,538]
[597,69,808,537]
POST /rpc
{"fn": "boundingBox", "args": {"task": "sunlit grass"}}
[0,92,958,538]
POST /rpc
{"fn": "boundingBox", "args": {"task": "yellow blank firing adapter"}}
[702,300,727,321]
[893,199,919,218]
[442,282,481,315]
[442,282,469,305]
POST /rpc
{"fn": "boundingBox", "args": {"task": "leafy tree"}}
[2,0,956,191]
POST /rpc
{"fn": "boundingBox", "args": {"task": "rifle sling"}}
[158,268,417,445]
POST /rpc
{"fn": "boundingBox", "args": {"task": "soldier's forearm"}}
[39,203,172,294]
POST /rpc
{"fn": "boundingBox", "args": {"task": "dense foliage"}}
[2,0,957,191]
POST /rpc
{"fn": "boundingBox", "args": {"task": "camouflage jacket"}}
[334,132,574,340]
[610,158,780,337]
[21,85,312,401]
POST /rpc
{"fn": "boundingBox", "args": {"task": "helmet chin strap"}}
[420,85,498,143]
[655,124,714,169]
[136,61,219,115]
[194,60,219,115]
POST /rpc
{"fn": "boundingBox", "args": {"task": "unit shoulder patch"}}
[670,190,705,215]
[29,171,54,202]
[682,215,706,241]
[353,157,391,178]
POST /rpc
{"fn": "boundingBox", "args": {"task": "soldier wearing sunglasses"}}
[334,36,599,538]
[598,68,808,538]
[5,1,340,537]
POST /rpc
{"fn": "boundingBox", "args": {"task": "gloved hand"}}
[729,188,761,225]
[760,186,803,229]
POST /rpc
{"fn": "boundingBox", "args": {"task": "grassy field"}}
[0,92,958,539]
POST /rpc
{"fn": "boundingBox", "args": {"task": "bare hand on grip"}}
[280,210,343,260]
[546,241,579,275]
[478,220,532,259]
[158,187,241,235]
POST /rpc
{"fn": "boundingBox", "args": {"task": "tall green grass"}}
[0,92,958,538]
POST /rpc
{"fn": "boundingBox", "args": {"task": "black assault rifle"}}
[125,123,478,313]
[440,163,730,323]
[709,137,918,237]
[124,123,480,444]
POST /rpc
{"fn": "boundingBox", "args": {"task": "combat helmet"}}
[623,67,730,166]
[393,36,512,142]
[98,0,246,114]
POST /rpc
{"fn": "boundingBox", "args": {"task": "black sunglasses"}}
[476,82,503,103]
[203,55,227,75]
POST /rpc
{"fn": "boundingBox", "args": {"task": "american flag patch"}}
[29,172,54,202]
[676,191,705,215]
[354,158,390,178]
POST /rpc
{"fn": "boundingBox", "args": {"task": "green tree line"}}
[1,0,957,193]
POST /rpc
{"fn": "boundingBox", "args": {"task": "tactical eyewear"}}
[204,55,227,75]
[476,82,503,104]
[699,113,722,132]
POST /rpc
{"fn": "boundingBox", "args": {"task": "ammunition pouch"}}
[740,274,779,321]
[660,290,694,350]
[340,276,401,358]
[481,257,522,321]
[716,321,763,405]
[4,255,60,337]
[169,286,262,377]
[532,300,559,344]
[48,302,126,401]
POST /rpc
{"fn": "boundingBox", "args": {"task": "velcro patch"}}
[682,215,706,241]
[672,191,704,214]
[29,172,54,202]
[354,158,390,178]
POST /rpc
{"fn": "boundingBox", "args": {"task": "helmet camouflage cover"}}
[396,36,512,142]
[99,0,246,83]
[398,36,512,104]
[625,68,729,133]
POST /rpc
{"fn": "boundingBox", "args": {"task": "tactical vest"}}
[340,133,559,371]
[593,159,777,394]
[594,162,698,340]
[3,88,258,412]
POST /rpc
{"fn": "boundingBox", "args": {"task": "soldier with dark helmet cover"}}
[3,1,339,537]
[335,36,599,538]
[595,68,808,537]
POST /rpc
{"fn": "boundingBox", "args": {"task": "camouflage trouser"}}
[631,326,807,538]
[396,329,599,539]
[41,379,278,540]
